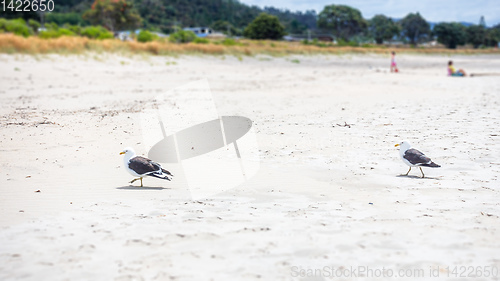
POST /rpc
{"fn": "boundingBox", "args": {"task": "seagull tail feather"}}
[161,168,173,176]
[422,162,440,168]
[150,171,173,181]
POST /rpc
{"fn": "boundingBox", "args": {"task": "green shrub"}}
[337,39,359,47]
[66,25,82,35]
[168,30,197,43]
[221,38,238,46]
[39,28,75,39]
[81,26,113,39]
[28,19,41,34]
[81,26,100,38]
[45,22,59,31]
[0,18,7,31]
[361,43,377,48]
[0,18,32,37]
[316,42,328,47]
[193,37,209,44]
[301,38,328,47]
[39,30,57,39]
[137,30,156,42]
[97,31,113,39]
[39,30,59,39]
[57,28,75,36]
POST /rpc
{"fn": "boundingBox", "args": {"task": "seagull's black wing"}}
[403,148,432,166]
[128,156,161,175]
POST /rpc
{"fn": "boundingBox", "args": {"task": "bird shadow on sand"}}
[116,186,171,190]
[396,175,441,180]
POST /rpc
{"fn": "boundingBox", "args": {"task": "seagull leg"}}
[130,178,140,184]
[420,167,425,178]
[405,167,411,176]
[140,177,143,187]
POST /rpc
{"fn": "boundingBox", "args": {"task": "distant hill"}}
[428,21,475,29]
[392,18,476,30]
[458,21,475,27]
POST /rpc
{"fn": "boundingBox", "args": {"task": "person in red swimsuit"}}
[390,51,399,73]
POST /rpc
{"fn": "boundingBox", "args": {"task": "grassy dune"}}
[1,34,499,56]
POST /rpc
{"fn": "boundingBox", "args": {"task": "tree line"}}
[1,0,499,48]
[0,0,316,35]
[317,5,499,48]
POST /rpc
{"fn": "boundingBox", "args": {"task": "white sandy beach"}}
[0,53,499,280]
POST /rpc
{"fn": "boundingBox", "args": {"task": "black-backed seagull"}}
[120,147,173,187]
[395,141,440,178]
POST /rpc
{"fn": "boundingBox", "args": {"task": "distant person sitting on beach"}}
[390,51,399,73]
[448,61,466,77]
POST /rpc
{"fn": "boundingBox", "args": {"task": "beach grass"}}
[1,33,499,56]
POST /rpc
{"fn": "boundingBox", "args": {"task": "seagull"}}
[395,141,440,178]
[120,147,173,187]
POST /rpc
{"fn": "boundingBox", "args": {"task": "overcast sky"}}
[238,0,500,26]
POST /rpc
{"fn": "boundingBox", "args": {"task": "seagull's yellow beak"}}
[394,143,400,147]
[119,151,125,155]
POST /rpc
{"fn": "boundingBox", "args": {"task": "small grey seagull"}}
[395,141,440,178]
[120,147,173,187]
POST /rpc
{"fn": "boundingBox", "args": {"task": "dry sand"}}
[0,53,499,280]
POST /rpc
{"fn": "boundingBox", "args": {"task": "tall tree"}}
[317,4,367,40]
[466,25,487,48]
[433,22,467,49]
[243,13,285,40]
[479,16,486,27]
[485,24,500,47]
[400,12,430,45]
[83,0,142,32]
[369,15,400,44]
